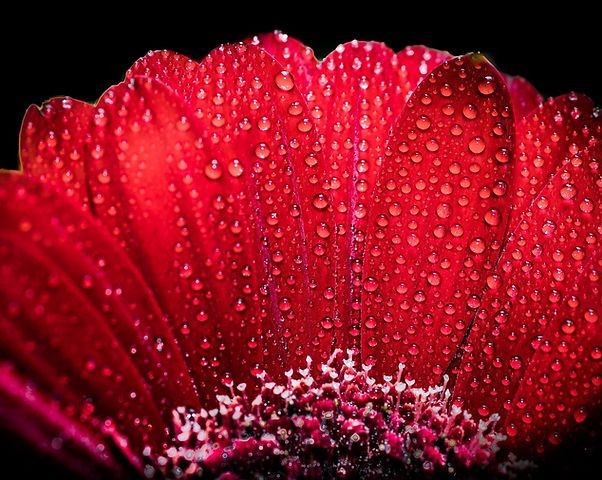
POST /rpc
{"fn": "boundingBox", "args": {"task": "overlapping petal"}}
[0,173,197,452]
[1,32,600,476]
[362,54,515,384]
[452,95,601,454]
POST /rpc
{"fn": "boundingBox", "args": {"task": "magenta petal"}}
[452,96,601,454]
[0,365,137,479]
[362,54,515,383]
[0,173,199,450]
[505,75,543,120]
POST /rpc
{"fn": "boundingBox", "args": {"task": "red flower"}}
[1,31,600,479]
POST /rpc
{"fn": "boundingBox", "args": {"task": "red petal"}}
[362,55,515,383]
[255,37,451,350]
[509,94,593,230]
[452,96,601,454]
[249,31,318,94]
[90,45,336,392]
[396,45,452,99]
[0,365,137,479]
[20,98,94,207]
[0,173,199,450]
[505,75,543,119]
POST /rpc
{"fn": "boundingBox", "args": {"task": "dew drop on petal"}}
[254,143,270,159]
[468,137,486,154]
[478,76,496,95]
[274,70,294,91]
[227,159,244,177]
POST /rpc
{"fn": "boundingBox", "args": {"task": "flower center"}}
[146,350,531,479]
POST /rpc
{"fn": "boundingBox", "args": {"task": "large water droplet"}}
[274,70,294,91]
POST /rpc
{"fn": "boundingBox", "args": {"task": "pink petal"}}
[0,173,199,450]
[20,98,94,207]
[505,75,543,120]
[0,365,137,479]
[92,45,336,391]
[362,54,515,383]
[452,95,601,454]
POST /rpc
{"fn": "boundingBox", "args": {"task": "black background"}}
[2,9,600,171]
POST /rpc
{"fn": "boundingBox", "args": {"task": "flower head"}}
[1,31,600,479]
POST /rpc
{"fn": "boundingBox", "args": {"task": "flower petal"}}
[396,45,452,99]
[452,96,601,454]
[0,364,137,479]
[509,94,593,229]
[255,36,450,351]
[505,75,543,120]
[20,98,94,207]
[362,54,515,383]
[0,173,199,450]
[91,45,336,392]
[249,31,318,94]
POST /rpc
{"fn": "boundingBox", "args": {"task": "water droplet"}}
[278,297,292,312]
[254,143,270,159]
[312,193,329,210]
[560,183,577,200]
[234,298,247,312]
[416,115,431,130]
[468,137,486,154]
[227,159,244,177]
[436,203,452,219]
[495,148,511,164]
[469,237,486,254]
[97,169,111,184]
[427,272,441,286]
[204,159,223,180]
[363,277,378,292]
[574,407,588,423]
[484,208,501,226]
[561,319,575,335]
[462,103,478,120]
[541,219,557,236]
[274,70,294,91]
[478,76,496,95]
[509,356,523,370]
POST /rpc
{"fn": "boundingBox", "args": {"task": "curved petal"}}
[509,94,594,228]
[505,75,543,120]
[362,54,515,383]
[396,45,452,99]
[20,98,94,207]
[253,37,451,351]
[249,31,318,94]
[0,364,138,479]
[0,173,199,451]
[452,96,601,455]
[91,44,336,393]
